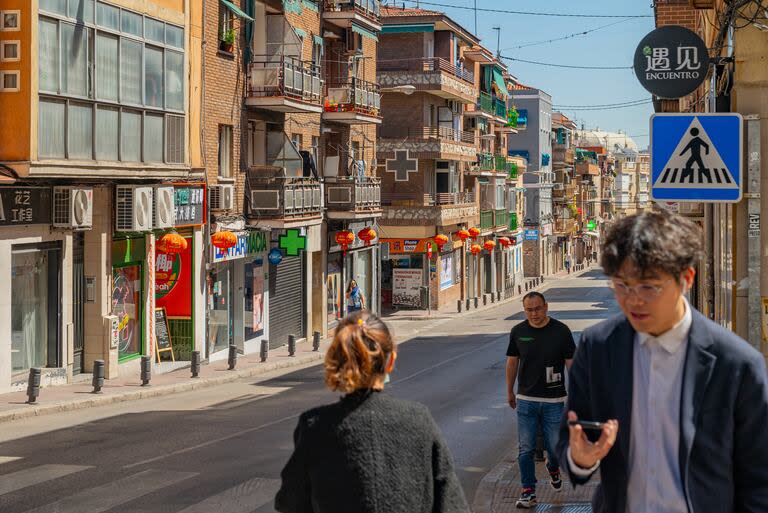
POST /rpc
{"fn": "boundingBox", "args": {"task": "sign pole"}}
[746,115,762,352]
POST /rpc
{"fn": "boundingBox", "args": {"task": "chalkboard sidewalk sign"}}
[154,307,176,363]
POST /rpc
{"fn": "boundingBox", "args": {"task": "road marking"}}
[175,477,281,513]
[0,456,22,465]
[22,469,196,513]
[124,413,300,469]
[0,464,91,496]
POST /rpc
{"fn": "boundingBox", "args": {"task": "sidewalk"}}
[477,448,597,512]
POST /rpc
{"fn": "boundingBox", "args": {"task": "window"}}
[145,18,165,44]
[120,39,142,105]
[0,71,20,92]
[165,50,183,111]
[291,133,302,151]
[166,25,184,48]
[144,45,164,108]
[96,2,119,30]
[219,125,233,178]
[68,102,93,159]
[144,113,164,162]
[1,41,20,62]
[62,22,89,97]
[121,10,142,37]
[1,11,20,31]
[96,33,118,100]
[311,135,319,171]
[95,106,118,160]
[219,4,233,42]
[121,110,142,162]
[38,100,66,157]
[68,0,94,24]
[40,0,67,16]
[38,19,59,91]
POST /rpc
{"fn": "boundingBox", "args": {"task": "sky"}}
[396,0,656,150]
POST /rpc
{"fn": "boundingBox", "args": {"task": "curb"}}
[472,447,517,513]
[0,347,327,424]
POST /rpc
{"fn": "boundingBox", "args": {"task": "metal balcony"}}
[324,78,382,124]
[380,190,478,227]
[325,176,382,219]
[246,167,323,227]
[323,0,381,32]
[246,56,324,113]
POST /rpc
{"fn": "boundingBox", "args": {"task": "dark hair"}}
[600,210,703,278]
[523,291,546,305]
[324,311,395,393]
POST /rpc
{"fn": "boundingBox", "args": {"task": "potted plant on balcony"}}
[220,28,236,53]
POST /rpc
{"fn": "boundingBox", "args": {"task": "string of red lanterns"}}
[483,240,497,252]
[335,230,355,256]
[357,226,376,246]
[433,234,449,252]
[211,230,237,250]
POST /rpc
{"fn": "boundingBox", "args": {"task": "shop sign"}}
[524,229,539,241]
[174,186,206,226]
[0,187,51,226]
[156,236,192,317]
[393,268,422,307]
[212,230,268,263]
[633,25,709,99]
[381,238,431,254]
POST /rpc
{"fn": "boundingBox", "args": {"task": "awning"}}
[220,0,254,21]
[492,67,508,99]
[294,28,306,38]
[313,34,323,46]
[381,24,434,33]
[352,23,378,41]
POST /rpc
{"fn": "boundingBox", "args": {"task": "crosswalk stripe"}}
[0,456,22,465]
[22,469,197,513]
[175,477,281,513]
[0,464,91,496]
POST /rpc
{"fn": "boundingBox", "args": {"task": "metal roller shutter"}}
[269,254,304,349]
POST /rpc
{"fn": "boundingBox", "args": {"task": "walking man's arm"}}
[506,356,519,409]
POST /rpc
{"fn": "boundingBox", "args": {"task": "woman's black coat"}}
[275,390,470,513]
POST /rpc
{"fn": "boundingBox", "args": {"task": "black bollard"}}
[518,285,522,295]
[288,334,296,357]
[228,344,237,370]
[497,291,501,302]
[26,368,41,404]
[191,351,200,378]
[474,297,479,308]
[466,298,471,310]
[483,294,488,306]
[457,299,463,313]
[140,356,151,386]
[540,275,545,283]
[490,292,496,303]
[92,360,105,393]
[260,339,269,362]
[313,331,321,352]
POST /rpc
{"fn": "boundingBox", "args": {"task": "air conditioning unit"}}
[209,184,235,211]
[153,186,176,229]
[115,186,153,232]
[53,187,93,229]
[345,28,363,54]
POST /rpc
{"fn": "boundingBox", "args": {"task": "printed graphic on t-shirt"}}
[545,366,562,386]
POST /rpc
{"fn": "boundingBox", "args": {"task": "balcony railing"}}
[324,0,380,20]
[247,171,322,219]
[495,155,507,171]
[508,162,518,180]
[509,212,518,231]
[480,209,494,229]
[495,208,507,228]
[325,78,381,115]
[325,176,381,212]
[378,57,474,84]
[382,190,475,207]
[478,153,495,171]
[378,126,475,145]
[248,55,323,104]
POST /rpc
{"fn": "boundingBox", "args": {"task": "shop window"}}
[11,245,60,374]
[327,254,343,327]
[219,125,233,178]
[209,264,233,354]
[244,258,266,340]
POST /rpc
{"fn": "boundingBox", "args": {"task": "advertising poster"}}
[252,266,264,332]
[155,237,192,317]
[393,268,422,307]
[440,253,453,290]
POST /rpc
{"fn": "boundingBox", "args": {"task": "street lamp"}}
[381,85,416,95]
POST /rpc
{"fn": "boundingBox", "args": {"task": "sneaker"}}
[549,469,563,491]
[515,487,537,509]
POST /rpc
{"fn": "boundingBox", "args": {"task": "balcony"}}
[495,208,507,228]
[378,126,477,162]
[553,145,575,166]
[246,167,323,228]
[324,78,382,124]
[509,212,518,231]
[325,176,382,219]
[469,92,507,122]
[507,162,519,180]
[554,217,576,235]
[575,160,600,176]
[378,57,475,103]
[380,190,478,227]
[323,0,381,32]
[247,56,323,113]
[480,209,493,229]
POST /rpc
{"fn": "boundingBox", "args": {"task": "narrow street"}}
[0,271,616,513]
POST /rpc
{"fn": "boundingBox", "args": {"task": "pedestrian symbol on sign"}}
[651,113,743,202]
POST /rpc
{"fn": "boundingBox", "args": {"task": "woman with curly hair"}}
[275,310,469,513]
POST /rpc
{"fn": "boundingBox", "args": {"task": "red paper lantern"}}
[470,244,482,255]
[484,240,497,252]
[468,227,481,240]
[335,230,355,256]
[457,229,470,242]
[357,226,377,246]
[434,234,449,252]
[498,236,511,248]
[157,232,188,254]
[427,243,433,260]
[211,230,237,250]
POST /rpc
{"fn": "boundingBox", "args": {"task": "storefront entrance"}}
[269,254,304,348]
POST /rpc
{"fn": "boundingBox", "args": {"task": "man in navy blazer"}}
[556,211,768,513]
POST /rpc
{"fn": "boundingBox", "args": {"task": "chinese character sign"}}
[634,25,709,99]
[0,187,51,226]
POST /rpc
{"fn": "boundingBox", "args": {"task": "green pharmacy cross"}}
[279,229,307,256]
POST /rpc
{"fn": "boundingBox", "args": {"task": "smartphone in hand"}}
[568,419,605,431]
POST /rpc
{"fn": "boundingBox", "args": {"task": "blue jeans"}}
[517,399,564,489]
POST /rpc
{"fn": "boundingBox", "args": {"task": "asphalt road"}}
[0,269,617,513]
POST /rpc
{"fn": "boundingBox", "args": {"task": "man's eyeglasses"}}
[608,279,672,302]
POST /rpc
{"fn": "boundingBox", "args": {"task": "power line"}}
[558,101,653,111]
[398,0,653,18]
[502,18,634,50]
[500,55,633,70]
[554,98,650,108]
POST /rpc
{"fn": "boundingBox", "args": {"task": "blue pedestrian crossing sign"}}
[651,113,743,202]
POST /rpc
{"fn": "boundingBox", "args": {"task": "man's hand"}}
[567,411,618,469]
[507,392,517,409]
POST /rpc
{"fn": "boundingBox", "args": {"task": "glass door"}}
[112,263,142,361]
[208,263,233,355]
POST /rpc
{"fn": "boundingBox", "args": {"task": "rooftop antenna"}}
[492,26,500,58]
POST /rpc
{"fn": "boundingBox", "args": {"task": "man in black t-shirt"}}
[506,291,576,508]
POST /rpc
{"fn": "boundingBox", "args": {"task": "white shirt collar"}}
[637,298,692,354]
